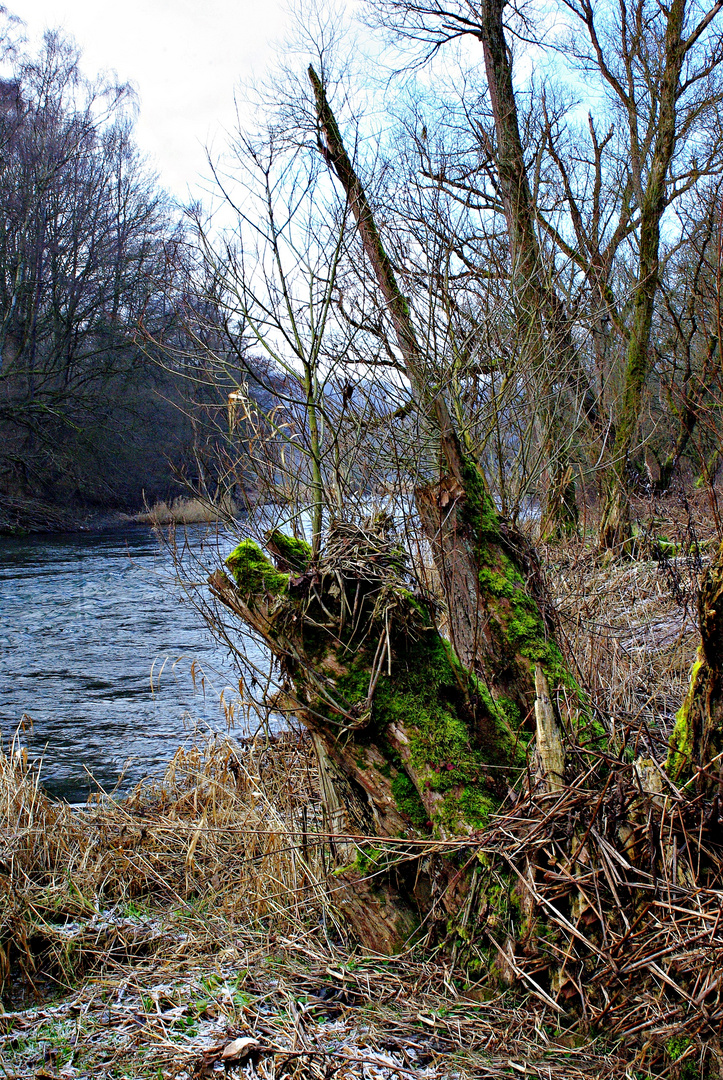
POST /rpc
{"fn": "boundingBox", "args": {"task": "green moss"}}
[226,540,290,597]
[266,530,312,572]
[508,607,547,656]
[667,652,705,781]
[438,786,495,832]
[408,704,476,781]
[478,566,517,599]
[453,459,586,724]
[321,613,514,834]
[666,1035,691,1062]
[355,844,384,874]
[496,696,521,728]
[459,457,500,540]
[390,774,429,829]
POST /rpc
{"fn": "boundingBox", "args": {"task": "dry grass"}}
[549,549,700,753]
[539,493,717,757]
[0,729,330,1001]
[133,496,240,526]
[0,730,641,1080]
[0,728,621,1080]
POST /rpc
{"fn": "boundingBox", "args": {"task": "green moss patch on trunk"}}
[226,540,290,598]
[220,529,527,841]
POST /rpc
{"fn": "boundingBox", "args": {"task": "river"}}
[0,523,268,801]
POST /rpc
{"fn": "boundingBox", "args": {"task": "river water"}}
[0,524,267,801]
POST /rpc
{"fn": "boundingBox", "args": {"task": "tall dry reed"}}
[0,730,331,996]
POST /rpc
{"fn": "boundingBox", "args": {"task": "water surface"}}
[0,524,265,800]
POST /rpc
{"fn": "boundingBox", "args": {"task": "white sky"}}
[18,0,290,202]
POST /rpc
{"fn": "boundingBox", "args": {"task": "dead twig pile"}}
[471,740,723,1070]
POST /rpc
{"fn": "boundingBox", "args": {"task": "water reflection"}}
[0,524,267,801]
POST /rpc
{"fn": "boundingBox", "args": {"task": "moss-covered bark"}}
[416,463,575,725]
[211,525,535,950]
[666,539,723,790]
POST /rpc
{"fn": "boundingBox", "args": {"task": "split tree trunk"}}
[308,65,572,714]
[210,524,532,951]
[207,71,586,954]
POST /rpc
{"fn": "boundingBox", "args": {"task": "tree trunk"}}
[205,70,584,953]
[597,0,686,552]
[210,523,530,950]
[477,0,587,538]
[667,538,723,791]
[308,65,572,708]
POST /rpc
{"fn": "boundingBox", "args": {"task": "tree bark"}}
[210,525,528,950]
[667,538,723,791]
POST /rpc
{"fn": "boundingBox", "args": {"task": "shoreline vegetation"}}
[0,730,671,1080]
[2,497,721,1078]
[130,497,242,528]
[0,495,245,536]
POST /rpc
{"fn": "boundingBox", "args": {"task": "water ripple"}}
[0,524,265,800]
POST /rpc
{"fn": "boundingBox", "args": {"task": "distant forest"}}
[0,28,263,530]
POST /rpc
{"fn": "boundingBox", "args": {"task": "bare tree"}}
[559,0,723,549]
[0,31,184,517]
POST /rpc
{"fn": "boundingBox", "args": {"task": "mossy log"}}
[667,538,723,791]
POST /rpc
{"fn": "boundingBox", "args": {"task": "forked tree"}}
[207,66,588,949]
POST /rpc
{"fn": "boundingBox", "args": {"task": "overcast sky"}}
[19,0,290,201]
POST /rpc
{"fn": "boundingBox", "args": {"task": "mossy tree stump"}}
[210,521,539,952]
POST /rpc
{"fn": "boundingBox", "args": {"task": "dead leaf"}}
[221,1036,260,1061]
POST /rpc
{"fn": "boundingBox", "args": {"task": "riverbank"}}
[1,731,649,1080]
[3,502,722,1077]
[0,494,249,537]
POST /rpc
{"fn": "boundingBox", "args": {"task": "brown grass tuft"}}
[133,495,240,526]
[0,730,331,1002]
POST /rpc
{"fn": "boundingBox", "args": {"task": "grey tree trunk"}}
[597,0,689,551]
